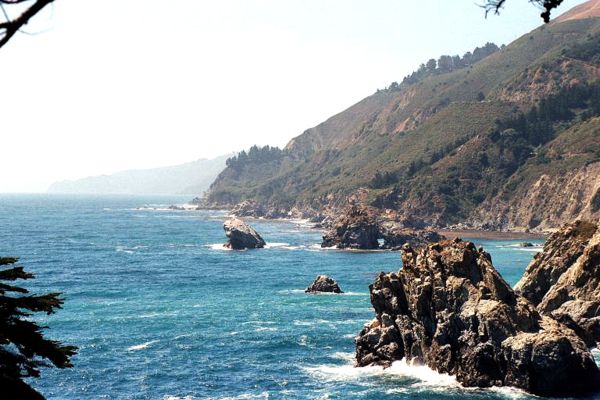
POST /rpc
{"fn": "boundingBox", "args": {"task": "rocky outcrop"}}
[516,220,600,346]
[223,218,266,250]
[231,200,267,218]
[305,275,344,294]
[379,221,445,250]
[355,239,600,397]
[321,206,445,250]
[321,206,380,249]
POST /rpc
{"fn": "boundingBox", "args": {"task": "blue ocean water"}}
[0,194,597,400]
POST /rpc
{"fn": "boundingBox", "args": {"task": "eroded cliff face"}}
[355,239,600,397]
[473,162,600,231]
[516,220,600,346]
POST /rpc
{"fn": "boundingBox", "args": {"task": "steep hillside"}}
[206,3,600,230]
[49,154,230,195]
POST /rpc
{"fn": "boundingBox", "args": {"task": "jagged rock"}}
[231,200,266,218]
[223,218,266,250]
[380,221,445,249]
[355,239,600,397]
[515,220,598,305]
[321,205,380,249]
[516,220,600,346]
[305,275,343,294]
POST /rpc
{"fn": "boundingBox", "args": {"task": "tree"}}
[0,0,54,49]
[484,0,565,23]
[0,257,77,400]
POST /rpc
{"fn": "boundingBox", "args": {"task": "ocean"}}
[0,194,597,400]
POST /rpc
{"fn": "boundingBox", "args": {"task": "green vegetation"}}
[206,16,600,226]
[0,257,76,399]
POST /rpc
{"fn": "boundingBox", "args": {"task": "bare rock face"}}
[321,206,380,249]
[223,218,266,250]
[355,239,600,397]
[515,220,598,305]
[516,220,600,346]
[305,275,343,294]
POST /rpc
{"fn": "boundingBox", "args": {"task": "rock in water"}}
[516,220,600,346]
[305,275,343,294]
[321,205,380,249]
[379,221,445,249]
[223,218,266,250]
[355,239,600,397]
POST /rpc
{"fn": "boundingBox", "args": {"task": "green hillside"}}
[206,10,600,230]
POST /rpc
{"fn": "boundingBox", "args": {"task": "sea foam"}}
[127,340,159,351]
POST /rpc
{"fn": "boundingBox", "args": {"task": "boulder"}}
[516,220,600,346]
[223,218,266,250]
[355,239,600,397]
[305,275,344,294]
[321,205,380,249]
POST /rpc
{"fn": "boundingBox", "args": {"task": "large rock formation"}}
[321,206,380,249]
[516,220,600,346]
[379,221,445,250]
[321,206,444,250]
[305,275,344,294]
[223,218,266,250]
[355,239,600,397]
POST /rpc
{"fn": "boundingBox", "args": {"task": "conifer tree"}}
[0,257,77,400]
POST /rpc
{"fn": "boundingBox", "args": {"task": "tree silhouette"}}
[0,0,54,49]
[484,0,565,22]
[0,257,77,400]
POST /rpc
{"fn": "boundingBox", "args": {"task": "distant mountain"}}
[48,154,231,195]
[206,0,600,231]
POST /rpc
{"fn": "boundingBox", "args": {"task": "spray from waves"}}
[127,340,159,351]
[206,243,232,251]
[593,348,599,365]
[302,358,458,387]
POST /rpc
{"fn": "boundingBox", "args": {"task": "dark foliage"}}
[484,0,565,23]
[225,146,284,170]
[382,43,500,91]
[0,257,77,399]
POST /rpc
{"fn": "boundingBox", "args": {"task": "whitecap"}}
[207,392,270,400]
[265,242,289,248]
[330,352,355,362]
[255,327,278,332]
[164,396,193,400]
[298,335,309,346]
[277,289,306,295]
[127,340,159,351]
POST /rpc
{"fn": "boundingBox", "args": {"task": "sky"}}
[0,0,588,192]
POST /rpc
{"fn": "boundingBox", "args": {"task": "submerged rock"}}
[305,275,344,294]
[223,218,266,250]
[355,239,600,397]
[321,205,380,249]
[516,220,600,346]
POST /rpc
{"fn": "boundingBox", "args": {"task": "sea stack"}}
[355,239,600,397]
[305,275,344,294]
[223,218,266,250]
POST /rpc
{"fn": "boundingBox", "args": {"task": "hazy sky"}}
[0,0,587,192]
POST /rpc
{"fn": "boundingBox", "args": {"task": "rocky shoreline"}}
[355,221,600,397]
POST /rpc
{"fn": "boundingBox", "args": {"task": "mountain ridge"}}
[205,1,600,231]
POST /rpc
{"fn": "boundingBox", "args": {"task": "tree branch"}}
[0,0,54,49]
